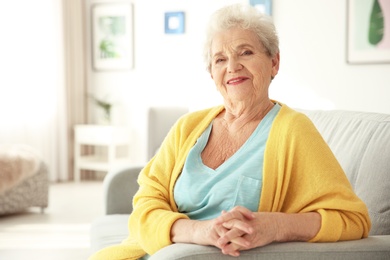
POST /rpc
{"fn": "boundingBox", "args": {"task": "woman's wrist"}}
[275,212,321,242]
[171,218,215,245]
[170,219,196,243]
[171,217,227,248]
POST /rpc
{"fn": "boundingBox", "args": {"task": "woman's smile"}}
[226,76,249,86]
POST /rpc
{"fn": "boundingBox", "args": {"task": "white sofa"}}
[90,108,390,259]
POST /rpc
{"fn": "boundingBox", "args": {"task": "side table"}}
[74,125,132,182]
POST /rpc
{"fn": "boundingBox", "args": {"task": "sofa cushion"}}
[90,214,129,252]
[149,236,390,260]
[302,110,390,235]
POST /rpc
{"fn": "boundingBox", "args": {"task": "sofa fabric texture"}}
[302,110,390,235]
[149,236,390,260]
[90,108,390,259]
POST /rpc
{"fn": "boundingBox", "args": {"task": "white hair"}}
[204,4,279,72]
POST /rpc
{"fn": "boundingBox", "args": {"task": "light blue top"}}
[174,103,281,220]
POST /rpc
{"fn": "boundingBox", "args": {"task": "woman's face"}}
[210,27,279,107]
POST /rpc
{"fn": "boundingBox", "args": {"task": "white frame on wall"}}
[346,0,390,64]
[91,2,134,71]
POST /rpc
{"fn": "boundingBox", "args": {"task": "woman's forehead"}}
[211,28,263,54]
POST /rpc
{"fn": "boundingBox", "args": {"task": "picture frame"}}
[164,12,185,34]
[250,0,272,16]
[346,0,390,64]
[91,3,133,71]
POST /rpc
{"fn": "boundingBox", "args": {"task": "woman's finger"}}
[220,235,250,249]
[215,206,255,224]
[222,219,253,234]
[217,227,248,247]
[231,206,256,220]
[214,221,229,237]
[221,239,243,257]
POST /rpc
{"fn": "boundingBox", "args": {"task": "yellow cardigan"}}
[89,104,371,260]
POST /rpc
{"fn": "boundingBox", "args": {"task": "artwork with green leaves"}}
[347,0,390,64]
[92,3,133,70]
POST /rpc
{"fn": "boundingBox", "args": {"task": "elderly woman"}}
[89,3,370,260]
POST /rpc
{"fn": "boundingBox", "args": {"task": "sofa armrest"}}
[149,236,390,260]
[103,165,143,215]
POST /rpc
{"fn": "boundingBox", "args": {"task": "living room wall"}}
[86,0,390,164]
[272,0,390,113]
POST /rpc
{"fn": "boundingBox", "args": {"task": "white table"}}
[74,125,132,182]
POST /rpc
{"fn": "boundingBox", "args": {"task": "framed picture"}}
[346,0,390,64]
[164,12,185,34]
[91,3,133,71]
[250,0,272,16]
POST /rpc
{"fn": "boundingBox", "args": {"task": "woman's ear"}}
[271,53,280,78]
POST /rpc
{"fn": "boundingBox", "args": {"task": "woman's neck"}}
[220,99,274,132]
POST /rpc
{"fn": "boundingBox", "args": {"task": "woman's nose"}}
[227,58,242,73]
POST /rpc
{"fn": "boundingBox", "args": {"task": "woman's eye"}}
[215,58,225,64]
[242,50,253,56]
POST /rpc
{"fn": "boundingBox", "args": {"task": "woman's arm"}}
[129,108,224,255]
[170,219,221,246]
[263,107,370,242]
[274,212,321,242]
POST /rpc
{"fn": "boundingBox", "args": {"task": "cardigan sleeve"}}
[128,122,189,255]
[128,107,222,255]
[88,124,188,259]
[261,105,371,242]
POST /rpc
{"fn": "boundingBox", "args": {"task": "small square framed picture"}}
[250,0,272,16]
[164,12,185,34]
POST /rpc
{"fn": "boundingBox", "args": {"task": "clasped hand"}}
[211,206,278,257]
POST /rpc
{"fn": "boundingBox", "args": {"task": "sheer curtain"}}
[63,0,88,181]
[0,0,86,181]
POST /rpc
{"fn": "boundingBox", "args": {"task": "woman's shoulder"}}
[278,103,312,122]
[275,103,317,133]
[177,105,224,126]
[269,103,325,149]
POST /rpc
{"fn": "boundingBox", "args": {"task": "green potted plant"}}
[89,94,112,124]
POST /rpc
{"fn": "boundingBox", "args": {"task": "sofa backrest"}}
[302,109,390,236]
[147,107,189,160]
